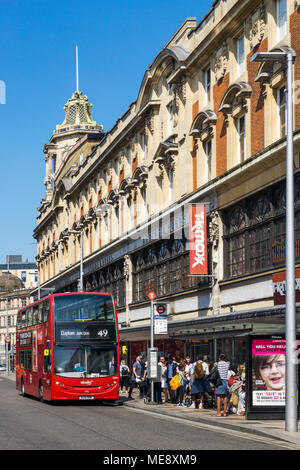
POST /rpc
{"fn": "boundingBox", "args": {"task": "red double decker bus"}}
[16,293,120,402]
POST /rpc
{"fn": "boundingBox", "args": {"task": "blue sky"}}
[0,0,211,265]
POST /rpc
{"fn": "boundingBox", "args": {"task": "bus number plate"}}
[79,396,95,400]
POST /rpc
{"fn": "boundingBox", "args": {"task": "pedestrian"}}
[166,356,178,403]
[119,360,130,393]
[140,354,148,398]
[212,353,230,417]
[235,364,246,415]
[127,365,134,399]
[160,356,169,403]
[176,363,187,407]
[153,357,163,404]
[190,355,212,409]
[184,356,193,397]
[132,356,147,399]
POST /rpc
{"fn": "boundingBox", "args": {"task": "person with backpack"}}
[119,360,130,393]
[211,353,230,417]
[166,356,179,404]
[190,355,212,409]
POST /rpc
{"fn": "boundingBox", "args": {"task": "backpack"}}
[121,365,129,377]
[169,374,181,390]
[194,361,205,380]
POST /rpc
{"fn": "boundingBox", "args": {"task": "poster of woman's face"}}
[253,354,285,391]
[251,338,286,407]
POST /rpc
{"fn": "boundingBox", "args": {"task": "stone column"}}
[209,210,222,315]
[124,254,132,326]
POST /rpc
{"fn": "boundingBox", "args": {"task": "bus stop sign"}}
[154,302,169,317]
[148,291,156,301]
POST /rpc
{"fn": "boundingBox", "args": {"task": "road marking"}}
[127,406,300,450]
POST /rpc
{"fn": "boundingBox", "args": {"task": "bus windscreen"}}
[53,344,118,378]
[54,294,115,322]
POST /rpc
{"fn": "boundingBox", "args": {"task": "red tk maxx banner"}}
[189,204,208,275]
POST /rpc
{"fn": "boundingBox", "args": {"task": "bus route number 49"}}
[97,329,108,338]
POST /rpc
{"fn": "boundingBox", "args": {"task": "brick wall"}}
[213,73,229,176]
[247,37,268,157]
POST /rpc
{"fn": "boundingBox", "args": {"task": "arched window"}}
[219,82,252,163]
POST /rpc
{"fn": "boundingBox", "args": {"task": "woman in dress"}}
[212,353,230,417]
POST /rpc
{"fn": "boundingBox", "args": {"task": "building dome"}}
[54,90,103,135]
[0,272,24,293]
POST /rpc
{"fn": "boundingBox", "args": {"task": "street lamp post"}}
[251,49,297,432]
[68,230,83,291]
[6,298,9,376]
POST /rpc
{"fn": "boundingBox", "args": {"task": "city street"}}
[0,375,296,453]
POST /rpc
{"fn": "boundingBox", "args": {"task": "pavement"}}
[119,386,300,448]
[2,372,300,448]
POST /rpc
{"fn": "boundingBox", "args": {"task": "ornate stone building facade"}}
[33,0,300,365]
[0,273,33,365]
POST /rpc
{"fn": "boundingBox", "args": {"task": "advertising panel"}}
[189,204,207,275]
[19,331,32,346]
[247,335,300,419]
[251,337,286,406]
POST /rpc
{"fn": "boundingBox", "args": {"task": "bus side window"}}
[27,307,33,327]
[38,303,43,324]
[33,306,39,325]
[42,300,50,323]
[21,310,26,328]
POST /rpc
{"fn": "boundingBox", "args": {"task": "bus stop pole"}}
[285,51,298,433]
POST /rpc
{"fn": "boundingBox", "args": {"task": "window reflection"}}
[53,346,117,378]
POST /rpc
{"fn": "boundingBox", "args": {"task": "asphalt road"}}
[0,375,294,453]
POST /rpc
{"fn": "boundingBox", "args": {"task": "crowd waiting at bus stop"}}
[119,353,246,417]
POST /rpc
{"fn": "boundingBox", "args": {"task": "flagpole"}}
[76,45,79,92]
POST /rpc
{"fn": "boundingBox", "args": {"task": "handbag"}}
[230,392,239,406]
[169,374,181,390]
[228,375,237,387]
[207,367,222,387]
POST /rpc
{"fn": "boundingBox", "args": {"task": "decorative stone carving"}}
[214,42,228,82]
[145,108,154,135]
[107,167,113,181]
[123,254,130,280]
[118,152,125,171]
[208,211,220,248]
[173,74,187,110]
[249,2,266,50]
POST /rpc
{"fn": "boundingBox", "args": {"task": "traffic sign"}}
[156,305,166,315]
[153,302,169,317]
[148,291,156,301]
